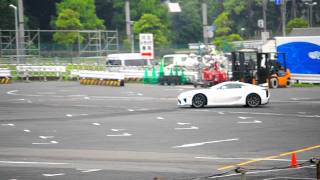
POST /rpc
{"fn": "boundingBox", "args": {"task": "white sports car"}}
[177,81,270,108]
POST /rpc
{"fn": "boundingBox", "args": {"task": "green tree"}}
[286,18,308,34]
[54,0,104,30]
[133,13,169,47]
[53,9,83,45]
[213,12,242,52]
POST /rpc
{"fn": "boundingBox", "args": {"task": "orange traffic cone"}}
[290,152,298,168]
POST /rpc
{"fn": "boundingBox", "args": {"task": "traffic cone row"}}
[143,64,187,85]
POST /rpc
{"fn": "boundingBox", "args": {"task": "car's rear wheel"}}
[246,93,261,107]
[192,94,207,108]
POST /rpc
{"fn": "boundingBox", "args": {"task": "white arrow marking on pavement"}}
[77,169,102,173]
[43,173,65,177]
[157,117,164,120]
[7,90,18,95]
[39,136,54,139]
[177,122,191,125]
[107,133,132,137]
[32,141,58,145]
[238,116,252,120]
[175,126,199,130]
[1,123,15,126]
[238,120,262,124]
[66,114,73,117]
[173,138,239,148]
[92,123,101,126]
[23,129,31,132]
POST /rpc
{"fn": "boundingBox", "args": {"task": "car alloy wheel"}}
[192,94,206,108]
[246,93,261,107]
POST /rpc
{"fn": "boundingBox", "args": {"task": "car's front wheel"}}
[192,94,207,108]
[246,93,261,107]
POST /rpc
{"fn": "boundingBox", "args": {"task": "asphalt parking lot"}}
[0,81,319,180]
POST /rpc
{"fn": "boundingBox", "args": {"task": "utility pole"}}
[125,0,134,53]
[262,0,267,32]
[201,0,208,45]
[9,4,19,64]
[18,0,25,63]
[281,0,287,36]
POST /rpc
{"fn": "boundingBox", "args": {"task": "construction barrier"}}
[0,68,12,84]
[79,71,125,87]
[16,66,66,81]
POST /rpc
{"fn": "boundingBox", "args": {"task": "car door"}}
[208,83,245,105]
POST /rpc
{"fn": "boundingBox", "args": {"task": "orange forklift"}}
[231,49,291,88]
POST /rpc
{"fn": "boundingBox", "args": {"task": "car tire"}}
[286,78,291,87]
[270,78,278,88]
[246,93,261,107]
[192,93,207,108]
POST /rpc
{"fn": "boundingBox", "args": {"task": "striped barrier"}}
[79,71,125,87]
[16,66,66,81]
[0,77,11,84]
[0,69,12,84]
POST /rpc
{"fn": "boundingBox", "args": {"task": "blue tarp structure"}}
[276,37,320,74]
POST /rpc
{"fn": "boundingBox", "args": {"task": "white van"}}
[106,53,152,67]
[163,54,199,68]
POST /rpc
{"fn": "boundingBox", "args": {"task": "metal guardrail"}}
[291,73,320,83]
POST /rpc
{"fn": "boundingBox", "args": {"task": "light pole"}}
[305,1,317,27]
[9,4,19,63]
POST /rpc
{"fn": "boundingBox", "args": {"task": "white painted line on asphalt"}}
[195,157,293,162]
[80,114,89,116]
[77,169,102,173]
[157,117,164,120]
[7,90,18,95]
[137,93,143,96]
[84,97,90,100]
[298,115,320,118]
[111,129,125,132]
[173,138,239,148]
[238,116,252,120]
[32,141,58,145]
[238,120,262,124]
[164,88,184,91]
[39,136,54,139]
[107,133,132,137]
[92,123,101,126]
[175,126,199,130]
[218,112,225,115]
[43,173,65,177]
[23,129,31,133]
[128,109,135,112]
[66,114,73,117]
[297,112,307,114]
[1,123,15,127]
[290,97,311,101]
[0,161,68,165]
[177,122,191,125]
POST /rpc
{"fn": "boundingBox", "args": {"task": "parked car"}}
[177,81,270,108]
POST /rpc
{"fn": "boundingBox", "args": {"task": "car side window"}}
[220,84,242,89]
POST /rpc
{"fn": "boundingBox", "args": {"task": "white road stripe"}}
[39,136,54,139]
[24,129,31,132]
[238,116,252,120]
[43,173,65,177]
[157,117,164,120]
[238,120,262,124]
[111,129,125,132]
[77,169,102,173]
[175,126,199,130]
[173,138,239,148]
[66,114,73,117]
[0,161,68,165]
[107,133,132,137]
[177,122,191,125]
[92,123,101,126]
[1,123,15,126]
[32,141,58,145]
[128,109,135,112]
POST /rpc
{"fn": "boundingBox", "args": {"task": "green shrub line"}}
[291,83,320,88]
